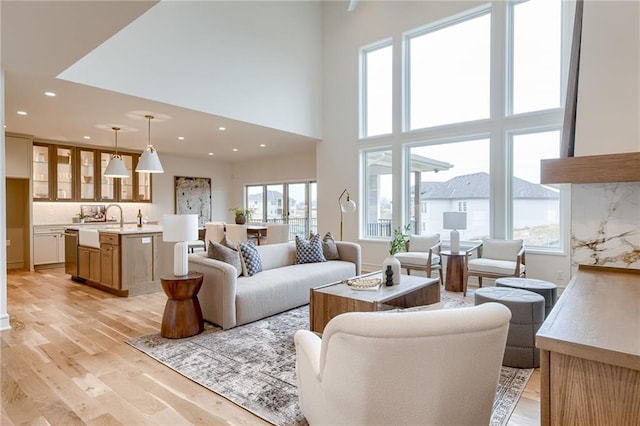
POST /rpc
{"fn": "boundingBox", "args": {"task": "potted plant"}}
[382,224,410,285]
[230,207,252,224]
[77,212,90,224]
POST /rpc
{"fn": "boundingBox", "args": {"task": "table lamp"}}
[443,212,467,253]
[163,214,198,276]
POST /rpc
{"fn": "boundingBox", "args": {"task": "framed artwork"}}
[81,204,107,222]
[175,176,212,227]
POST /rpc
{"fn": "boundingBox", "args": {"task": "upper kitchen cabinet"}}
[99,151,151,203]
[78,149,98,201]
[32,143,52,200]
[54,146,75,201]
[33,142,152,203]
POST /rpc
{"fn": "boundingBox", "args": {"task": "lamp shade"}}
[163,214,199,242]
[443,212,467,230]
[104,155,130,178]
[136,148,164,173]
[341,198,357,213]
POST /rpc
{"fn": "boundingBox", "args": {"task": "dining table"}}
[246,224,267,245]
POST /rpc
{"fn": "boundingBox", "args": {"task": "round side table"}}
[160,272,204,339]
[441,250,465,292]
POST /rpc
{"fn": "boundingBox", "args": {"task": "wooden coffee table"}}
[309,273,440,334]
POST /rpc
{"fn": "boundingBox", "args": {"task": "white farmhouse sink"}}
[78,229,100,248]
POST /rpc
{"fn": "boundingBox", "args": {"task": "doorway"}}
[6,178,30,269]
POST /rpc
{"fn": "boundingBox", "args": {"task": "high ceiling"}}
[2,1,318,163]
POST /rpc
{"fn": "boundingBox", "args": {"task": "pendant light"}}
[104,127,130,178]
[135,114,164,173]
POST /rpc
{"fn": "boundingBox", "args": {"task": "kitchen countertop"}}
[67,224,164,234]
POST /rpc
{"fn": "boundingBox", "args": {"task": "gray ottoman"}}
[474,287,545,368]
[496,277,558,318]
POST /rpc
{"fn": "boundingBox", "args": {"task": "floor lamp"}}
[338,189,357,240]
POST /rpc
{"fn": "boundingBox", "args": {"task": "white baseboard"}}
[0,314,11,331]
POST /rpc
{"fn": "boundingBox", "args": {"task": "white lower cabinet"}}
[34,227,65,265]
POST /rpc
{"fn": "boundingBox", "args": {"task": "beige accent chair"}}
[394,234,443,285]
[265,223,289,244]
[204,222,225,245]
[464,238,526,296]
[294,303,511,425]
[224,224,248,247]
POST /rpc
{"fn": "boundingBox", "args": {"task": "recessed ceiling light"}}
[83,136,91,140]
[208,152,214,156]
[178,136,185,140]
[260,144,266,148]
[218,127,226,131]
[17,111,27,116]
[44,91,56,97]
[232,148,238,152]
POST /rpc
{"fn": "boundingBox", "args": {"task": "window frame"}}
[359,38,394,139]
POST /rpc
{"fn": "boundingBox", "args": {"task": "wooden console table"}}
[160,272,204,339]
[536,265,640,425]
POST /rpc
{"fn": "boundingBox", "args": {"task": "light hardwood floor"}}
[1,268,540,425]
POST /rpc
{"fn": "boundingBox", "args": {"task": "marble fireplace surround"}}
[571,182,640,271]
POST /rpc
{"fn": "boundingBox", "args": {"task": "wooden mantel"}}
[540,151,640,184]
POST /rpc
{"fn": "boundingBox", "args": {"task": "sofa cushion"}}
[468,258,525,275]
[395,251,441,267]
[295,234,326,264]
[482,239,523,261]
[238,241,263,276]
[207,241,242,277]
[408,234,440,252]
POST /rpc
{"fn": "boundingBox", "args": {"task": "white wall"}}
[59,1,324,139]
[574,1,640,155]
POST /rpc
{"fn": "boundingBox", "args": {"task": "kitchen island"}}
[536,265,640,425]
[69,225,174,297]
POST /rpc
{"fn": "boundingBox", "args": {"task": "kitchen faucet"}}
[105,204,124,228]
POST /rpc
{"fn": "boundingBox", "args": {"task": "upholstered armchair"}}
[464,238,526,296]
[393,234,443,285]
[294,303,511,425]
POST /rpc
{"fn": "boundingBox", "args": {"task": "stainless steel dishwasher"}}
[64,228,84,282]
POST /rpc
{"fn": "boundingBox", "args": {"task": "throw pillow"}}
[238,241,263,276]
[207,241,242,277]
[295,234,327,264]
[321,232,340,260]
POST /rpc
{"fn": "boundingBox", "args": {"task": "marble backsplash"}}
[572,183,640,270]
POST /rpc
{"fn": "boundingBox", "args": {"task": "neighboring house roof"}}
[419,172,559,200]
[248,191,296,205]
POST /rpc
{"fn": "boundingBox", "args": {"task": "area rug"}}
[127,292,532,425]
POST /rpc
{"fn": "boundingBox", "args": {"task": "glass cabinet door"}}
[119,154,134,201]
[79,149,97,200]
[137,169,151,202]
[55,147,74,201]
[100,152,116,201]
[32,144,51,200]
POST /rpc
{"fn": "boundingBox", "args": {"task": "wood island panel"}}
[536,265,640,425]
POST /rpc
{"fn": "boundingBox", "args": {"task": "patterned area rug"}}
[127,291,532,425]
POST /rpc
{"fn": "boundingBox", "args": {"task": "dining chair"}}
[225,224,248,247]
[265,223,290,244]
[204,222,225,245]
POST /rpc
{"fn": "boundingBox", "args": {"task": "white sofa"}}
[188,241,361,329]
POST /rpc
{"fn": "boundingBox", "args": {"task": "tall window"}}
[511,131,561,247]
[361,42,393,138]
[362,149,393,238]
[359,0,569,251]
[408,10,491,129]
[408,139,490,241]
[244,181,317,238]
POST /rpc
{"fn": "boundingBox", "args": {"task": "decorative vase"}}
[235,214,246,224]
[382,255,401,285]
